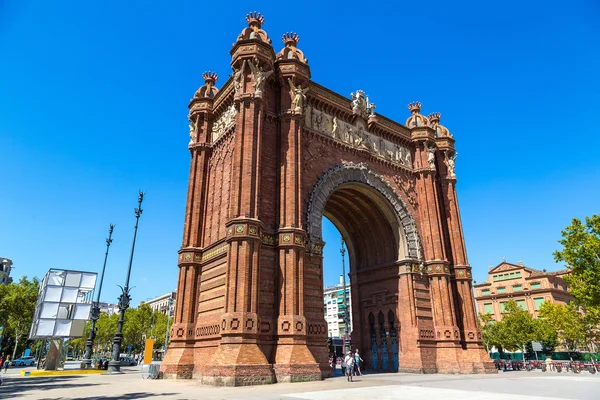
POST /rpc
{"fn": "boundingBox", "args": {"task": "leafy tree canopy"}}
[554,215,600,311]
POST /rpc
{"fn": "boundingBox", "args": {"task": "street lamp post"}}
[340,237,351,354]
[107,191,145,373]
[84,224,115,368]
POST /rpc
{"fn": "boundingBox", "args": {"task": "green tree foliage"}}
[95,312,119,353]
[533,317,559,354]
[0,276,40,359]
[554,215,600,311]
[498,300,537,353]
[538,302,586,351]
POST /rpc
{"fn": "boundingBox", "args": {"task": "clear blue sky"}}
[1,1,598,305]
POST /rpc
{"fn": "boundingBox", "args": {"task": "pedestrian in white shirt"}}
[344,352,355,382]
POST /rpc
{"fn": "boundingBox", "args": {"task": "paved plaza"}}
[1,366,599,399]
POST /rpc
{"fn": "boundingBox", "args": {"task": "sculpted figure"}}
[424,142,436,170]
[366,97,376,118]
[405,149,412,166]
[189,119,197,144]
[233,60,246,96]
[315,113,324,132]
[394,144,403,162]
[445,150,457,178]
[360,130,372,150]
[332,117,340,139]
[288,78,309,114]
[248,57,273,96]
[350,90,367,114]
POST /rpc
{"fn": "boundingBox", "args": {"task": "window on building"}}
[497,287,506,294]
[500,301,508,312]
[563,285,568,291]
[516,299,527,311]
[493,275,498,281]
[513,284,522,292]
[516,272,521,278]
[530,282,541,289]
[484,303,493,314]
[481,289,490,296]
[554,283,558,289]
[510,272,515,278]
[533,297,545,310]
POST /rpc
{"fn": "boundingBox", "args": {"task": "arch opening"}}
[312,163,420,373]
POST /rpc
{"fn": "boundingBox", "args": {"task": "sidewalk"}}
[1,369,599,399]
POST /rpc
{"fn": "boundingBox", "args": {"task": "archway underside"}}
[324,184,399,270]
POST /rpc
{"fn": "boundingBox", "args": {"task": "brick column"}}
[412,131,461,372]
[201,57,275,383]
[436,139,495,372]
[162,92,213,379]
[272,62,323,382]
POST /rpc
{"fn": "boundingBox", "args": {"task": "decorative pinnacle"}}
[246,11,265,29]
[202,71,218,85]
[428,112,441,124]
[282,32,300,47]
[408,101,422,114]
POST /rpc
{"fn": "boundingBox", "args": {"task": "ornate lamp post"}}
[84,224,115,368]
[340,237,351,354]
[107,191,145,373]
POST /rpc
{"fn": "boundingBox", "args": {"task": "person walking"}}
[2,356,9,373]
[341,354,346,376]
[344,351,355,382]
[354,349,364,376]
[331,353,337,375]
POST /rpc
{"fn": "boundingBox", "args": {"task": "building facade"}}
[143,292,176,317]
[323,277,352,338]
[474,261,573,320]
[98,302,119,316]
[161,12,493,385]
[0,258,13,285]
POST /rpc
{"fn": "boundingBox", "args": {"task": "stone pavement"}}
[1,367,599,399]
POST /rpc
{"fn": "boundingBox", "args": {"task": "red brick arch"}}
[305,162,422,261]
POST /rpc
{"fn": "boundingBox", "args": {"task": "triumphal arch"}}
[161,13,494,385]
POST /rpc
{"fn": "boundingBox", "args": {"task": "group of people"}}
[330,349,364,382]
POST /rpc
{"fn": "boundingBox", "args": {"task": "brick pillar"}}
[272,63,323,382]
[412,132,461,372]
[162,91,213,379]
[436,142,495,372]
[201,55,275,383]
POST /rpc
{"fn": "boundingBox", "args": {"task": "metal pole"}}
[84,224,114,368]
[108,191,144,373]
[340,237,350,354]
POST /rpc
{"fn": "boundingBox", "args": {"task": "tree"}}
[94,312,118,354]
[532,318,559,356]
[554,215,600,311]
[0,276,40,360]
[538,302,586,351]
[499,301,537,356]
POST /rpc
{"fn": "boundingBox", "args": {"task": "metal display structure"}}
[29,268,97,370]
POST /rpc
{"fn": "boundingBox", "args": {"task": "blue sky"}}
[1,1,598,305]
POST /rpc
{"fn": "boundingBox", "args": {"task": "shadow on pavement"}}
[39,393,180,400]
[0,375,100,397]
